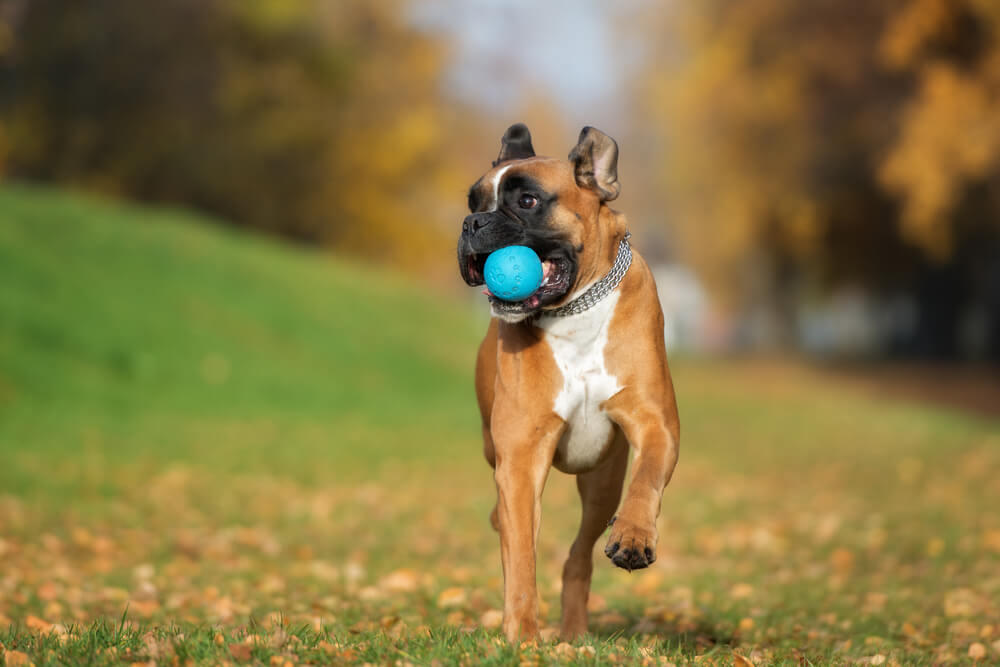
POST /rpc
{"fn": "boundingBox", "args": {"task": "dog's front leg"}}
[491,411,564,642]
[602,395,680,570]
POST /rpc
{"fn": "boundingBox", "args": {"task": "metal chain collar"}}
[545,232,632,318]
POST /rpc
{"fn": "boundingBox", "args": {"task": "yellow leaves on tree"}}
[641,1,890,305]
[2,0,475,273]
[878,0,1000,260]
[638,0,1000,311]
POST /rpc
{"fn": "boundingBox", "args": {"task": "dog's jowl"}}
[458,124,681,642]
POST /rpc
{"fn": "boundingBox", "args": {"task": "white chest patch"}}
[538,290,622,473]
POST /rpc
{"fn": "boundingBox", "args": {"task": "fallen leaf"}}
[129,599,159,618]
[25,615,52,634]
[42,602,62,620]
[945,589,979,617]
[950,620,978,638]
[830,547,854,573]
[380,569,420,593]
[344,561,365,583]
[437,587,467,608]
[863,592,887,612]
[3,650,31,667]
[732,653,754,667]
[554,642,574,658]
[228,643,253,661]
[730,583,754,599]
[358,586,381,601]
[968,642,986,660]
[480,610,503,629]
[36,582,59,601]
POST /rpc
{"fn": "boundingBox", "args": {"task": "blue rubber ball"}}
[484,246,543,301]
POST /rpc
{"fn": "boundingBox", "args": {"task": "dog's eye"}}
[518,194,538,209]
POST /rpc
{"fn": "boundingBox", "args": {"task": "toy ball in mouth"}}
[483,245,543,302]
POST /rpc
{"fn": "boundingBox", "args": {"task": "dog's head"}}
[458,123,625,322]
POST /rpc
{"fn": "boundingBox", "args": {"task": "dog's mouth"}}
[465,251,575,316]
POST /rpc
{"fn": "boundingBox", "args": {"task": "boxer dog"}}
[457,124,681,641]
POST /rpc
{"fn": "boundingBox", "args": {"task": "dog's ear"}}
[569,126,620,201]
[493,123,536,166]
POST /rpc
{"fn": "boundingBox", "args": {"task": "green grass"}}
[0,183,483,491]
[1,183,998,665]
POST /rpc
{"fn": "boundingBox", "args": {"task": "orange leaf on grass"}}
[228,643,253,661]
[3,650,31,667]
[732,653,754,667]
[25,615,52,634]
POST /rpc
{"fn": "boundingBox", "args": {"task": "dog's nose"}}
[464,213,491,233]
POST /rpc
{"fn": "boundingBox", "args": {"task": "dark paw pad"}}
[610,545,653,571]
[604,517,657,572]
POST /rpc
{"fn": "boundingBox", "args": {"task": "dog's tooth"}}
[542,260,554,286]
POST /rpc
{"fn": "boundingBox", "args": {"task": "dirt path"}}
[815,359,1000,419]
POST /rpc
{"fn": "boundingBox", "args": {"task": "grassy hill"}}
[0,184,484,495]
[0,184,997,665]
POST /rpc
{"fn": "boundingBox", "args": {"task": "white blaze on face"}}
[484,164,514,212]
[482,164,520,322]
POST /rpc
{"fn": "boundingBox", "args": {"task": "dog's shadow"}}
[586,611,733,652]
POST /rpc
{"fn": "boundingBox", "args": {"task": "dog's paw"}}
[604,516,656,571]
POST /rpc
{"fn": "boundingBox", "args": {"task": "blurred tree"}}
[0,0,471,270]
[639,0,1000,358]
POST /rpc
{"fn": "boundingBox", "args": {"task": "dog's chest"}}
[539,292,621,473]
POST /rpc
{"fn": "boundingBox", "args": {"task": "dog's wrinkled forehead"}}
[467,158,577,213]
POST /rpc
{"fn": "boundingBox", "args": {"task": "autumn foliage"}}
[641,0,1000,356]
[0,0,474,270]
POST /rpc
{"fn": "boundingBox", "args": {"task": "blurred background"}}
[0,2,999,662]
[3,0,999,365]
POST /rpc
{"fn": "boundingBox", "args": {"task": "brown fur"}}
[471,151,680,642]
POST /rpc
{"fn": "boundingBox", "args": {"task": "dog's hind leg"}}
[559,430,629,640]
